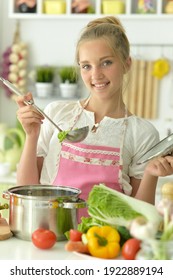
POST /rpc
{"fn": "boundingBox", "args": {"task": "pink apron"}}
[53,142,123,221]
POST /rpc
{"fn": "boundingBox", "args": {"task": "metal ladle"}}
[0,77,89,143]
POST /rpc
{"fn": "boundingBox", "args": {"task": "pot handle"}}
[62,198,87,209]
[47,198,87,209]
[2,190,10,200]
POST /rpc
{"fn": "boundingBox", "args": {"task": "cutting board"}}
[0,217,12,240]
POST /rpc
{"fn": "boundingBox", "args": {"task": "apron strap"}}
[118,107,128,187]
[70,97,90,131]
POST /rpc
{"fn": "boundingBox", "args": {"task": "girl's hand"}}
[145,156,173,177]
[16,92,44,138]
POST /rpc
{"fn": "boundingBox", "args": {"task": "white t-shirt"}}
[37,100,160,195]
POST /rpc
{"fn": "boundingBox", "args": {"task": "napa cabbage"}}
[87,184,162,229]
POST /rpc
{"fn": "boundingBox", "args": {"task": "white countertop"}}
[0,236,82,260]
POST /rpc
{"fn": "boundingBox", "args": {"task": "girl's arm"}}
[131,156,173,204]
[130,174,157,204]
[16,92,44,185]
[16,136,43,185]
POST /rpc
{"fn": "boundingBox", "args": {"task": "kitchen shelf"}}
[9,0,173,19]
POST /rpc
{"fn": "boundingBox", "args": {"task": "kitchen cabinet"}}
[9,0,173,19]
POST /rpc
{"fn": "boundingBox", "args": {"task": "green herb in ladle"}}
[58,130,70,143]
[58,128,79,143]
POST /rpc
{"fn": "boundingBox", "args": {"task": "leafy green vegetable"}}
[157,199,173,241]
[116,225,132,247]
[57,130,69,143]
[160,222,173,241]
[141,238,173,260]
[78,217,107,233]
[87,184,162,228]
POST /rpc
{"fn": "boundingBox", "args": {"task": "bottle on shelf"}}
[15,0,37,13]
[136,0,156,14]
[102,0,125,15]
[164,0,173,14]
[71,0,95,14]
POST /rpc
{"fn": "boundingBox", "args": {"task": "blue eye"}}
[81,64,91,70]
[102,60,112,67]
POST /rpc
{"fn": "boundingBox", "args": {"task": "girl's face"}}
[78,39,126,100]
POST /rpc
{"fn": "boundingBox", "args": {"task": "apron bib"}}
[53,142,124,220]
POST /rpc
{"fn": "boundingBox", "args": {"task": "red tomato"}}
[121,238,141,260]
[32,228,57,249]
[69,229,83,242]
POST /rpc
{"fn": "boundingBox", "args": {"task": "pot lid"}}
[137,133,173,165]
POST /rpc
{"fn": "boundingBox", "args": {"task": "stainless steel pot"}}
[3,185,86,241]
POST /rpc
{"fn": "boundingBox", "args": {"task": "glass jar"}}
[137,0,155,14]
[16,0,36,13]
[136,239,173,260]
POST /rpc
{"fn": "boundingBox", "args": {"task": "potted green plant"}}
[35,65,55,98]
[59,66,78,98]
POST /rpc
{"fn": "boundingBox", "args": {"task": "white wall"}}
[1,1,173,139]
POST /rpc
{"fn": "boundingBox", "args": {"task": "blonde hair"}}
[75,16,130,69]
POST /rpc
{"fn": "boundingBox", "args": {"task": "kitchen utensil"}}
[3,185,87,241]
[0,217,12,240]
[137,133,173,165]
[0,77,89,143]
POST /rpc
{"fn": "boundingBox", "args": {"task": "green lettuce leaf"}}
[87,184,162,228]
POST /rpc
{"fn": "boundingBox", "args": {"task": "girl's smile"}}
[91,81,110,90]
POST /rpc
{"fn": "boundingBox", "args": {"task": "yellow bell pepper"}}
[86,225,120,259]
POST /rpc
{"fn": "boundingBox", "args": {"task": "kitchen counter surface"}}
[0,236,82,260]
